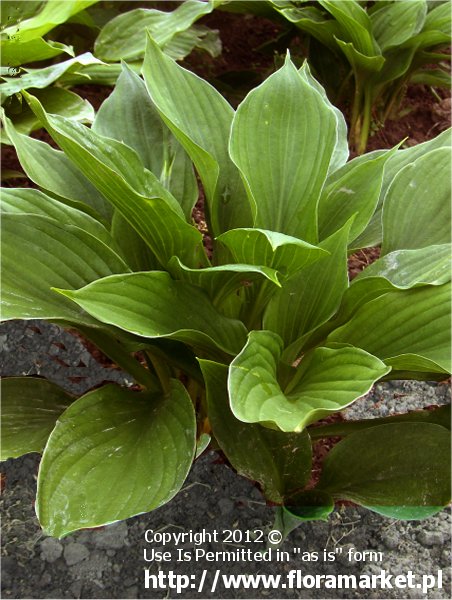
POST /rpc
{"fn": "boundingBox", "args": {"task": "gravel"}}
[1,319,451,599]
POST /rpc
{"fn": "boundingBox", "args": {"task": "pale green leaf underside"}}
[228,331,389,432]
[201,359,312,503]
[217,228,327,279]
[328,283,451,372]
[1,213,129,323]
[57,272,247,356]
[318,423,451,516]
[230,57,337,243]
[36,381,196,537]
[356,244,451,288]
[1,377,73,460]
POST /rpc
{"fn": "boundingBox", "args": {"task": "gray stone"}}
[417,531,444,546]
[64,542,89,566]
[93,521,129,549]
[40,538,63,563]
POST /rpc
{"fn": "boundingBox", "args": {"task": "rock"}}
[93,521,129,549]
[64,542,90,566]
[40,538,63,563]
[417,531,444,546]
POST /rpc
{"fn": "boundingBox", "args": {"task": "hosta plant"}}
[221,0,451,153]
[1,37,451,539]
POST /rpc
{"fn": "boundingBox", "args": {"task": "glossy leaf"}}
[216,228,327,279]
[142,34,252,236]
[57,272,247,356]
[370,0,427,51]
[228,331,389,432]
[1,213,129,323]
[37,381,196,537]
[1,38,73,68]
[200,360,312,503]
[1,377,73,460]
[382,148,451,254]
[328,283,451,373]
[318,423,451,518]
[230,56,337,243]
[264,220,351,356]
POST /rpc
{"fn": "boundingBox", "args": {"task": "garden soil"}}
[1,8,451,600]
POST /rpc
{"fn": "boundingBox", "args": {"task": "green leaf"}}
[309,405,451,439]
[56,272,247,356]
[282,490,335,523]
[94,0,215,62]
[370,0,427,52]
[24,93,207,268]
[168,256,281,309]
[264,220,351,357]
[0,53,103,99]
[1,187,115,248]
[1,213,129,323]
[318,148,395,243]
[1,37,74,67]
[93,63,197,220]
[142,35,252,236]
[317,423,451,518]
[353,128,451,249]
[165,24,222,61]
[2,87,94,141]
[230,56,338,243]
[327,283,451,373]
[356,245,451,288]
[36,381,196,537]
[1,377,73,460]
[319,0,377,55]
[228,331,389,432]
[110,211,158,272]
[2,114,112,222]
[200,360,312,503]
[216,228,327,279]
[381,148,451,254]
[334,38,385,76]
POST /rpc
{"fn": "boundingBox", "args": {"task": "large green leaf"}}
[264,220,351,357]
[2,114,112,222]
[228,331,389,432]
[230,56,337,243]
[318,148,395,243]
[94,0,214,61]
[355,245,451,288]
[36,381,196,537]
[1,38,73,68]
[25,94,207,268]
[216,228,327,279]
[328,283,451,373]
[319,0,377,55]
[200,360,312,503]
[93,63,197,220]
[1,377,73,460]
[353,128,451,248]
[1,187,115,248]
[1,213,129,323]
[56,272,247,356]
[142,35,251,236]
[168,257,281,309]
[370,0,427,52]
[317,423,451,519]
[381,148,451,254]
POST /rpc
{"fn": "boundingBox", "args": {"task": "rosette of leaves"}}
[220,0,451,154]
[1,38,450,538]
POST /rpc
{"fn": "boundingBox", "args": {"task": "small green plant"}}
[221,0,451,153]
[1,38,450,538]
